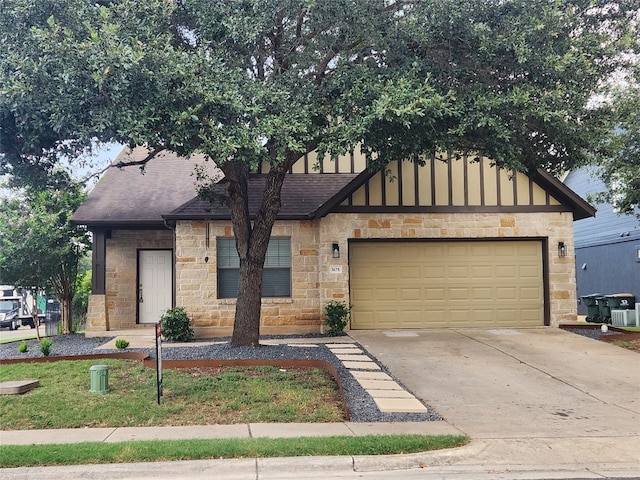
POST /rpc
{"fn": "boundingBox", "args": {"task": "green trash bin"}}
[605,293,635,310]
[580,293,602,322]
[90,365,109,394]
[595,296,611,324]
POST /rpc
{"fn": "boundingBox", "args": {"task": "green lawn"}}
[0,435,469,468]
[0,359,344,429]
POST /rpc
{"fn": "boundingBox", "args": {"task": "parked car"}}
[0,298,21,330]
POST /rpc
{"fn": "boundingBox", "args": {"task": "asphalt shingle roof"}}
[71,148,219,228]
[166,174,360,220]
[71,147,359,227]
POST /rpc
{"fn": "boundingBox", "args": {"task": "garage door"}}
[349,241,544,328]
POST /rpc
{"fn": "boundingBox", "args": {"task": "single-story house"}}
[72,147,594,337]
[563,167,639,314]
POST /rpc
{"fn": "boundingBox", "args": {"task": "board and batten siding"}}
[336,154,564,212]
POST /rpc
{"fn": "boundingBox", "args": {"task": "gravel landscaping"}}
[0,334,441,423]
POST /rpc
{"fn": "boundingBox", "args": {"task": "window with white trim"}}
[217,237,291,298]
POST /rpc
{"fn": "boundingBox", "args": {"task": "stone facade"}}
[87,229,174,332]
[85,211,577,335]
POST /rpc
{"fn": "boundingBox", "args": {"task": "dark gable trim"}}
[313,169,379,218]
[316,164,595,221]
[330,204,575,214]
[531,169,596,220]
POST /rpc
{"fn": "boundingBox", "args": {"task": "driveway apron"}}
[349,328,640,466]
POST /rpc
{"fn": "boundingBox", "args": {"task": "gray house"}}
[563,167,639,316]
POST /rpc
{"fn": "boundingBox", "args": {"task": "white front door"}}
[138,250,173,324]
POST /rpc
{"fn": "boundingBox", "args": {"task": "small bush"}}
[160,307,194,342]
[323,300,352,337]
[18,342,28,353]
[115,338,130,349]
[39,339,53,356]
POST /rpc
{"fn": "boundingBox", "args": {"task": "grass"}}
[0,359,345,429]
[0,435,469,468]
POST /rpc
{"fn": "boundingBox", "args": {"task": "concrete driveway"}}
[350,327,640,468]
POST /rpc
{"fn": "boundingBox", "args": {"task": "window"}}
[217,237,291,298]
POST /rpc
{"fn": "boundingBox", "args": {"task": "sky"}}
[0,142,124,198]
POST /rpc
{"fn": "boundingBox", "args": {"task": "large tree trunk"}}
[223,154,301,347]
[232,255,266,346]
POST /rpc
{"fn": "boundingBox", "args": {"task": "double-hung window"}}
[217,237,291,298]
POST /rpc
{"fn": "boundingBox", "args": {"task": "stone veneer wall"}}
[86,229,174,332]
[175,220,322,336]
[87,211,576,335]
[174,211,576,336]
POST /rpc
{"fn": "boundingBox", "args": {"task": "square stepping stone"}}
[328,348,362,355]
[325,343,356,349]
[350,371,392,381]
[0,380,40,395]
[335,354,371,362]
[342,361,381,370]
[356,379,403,390]
[374,397,428,413]
[367,389,415,399]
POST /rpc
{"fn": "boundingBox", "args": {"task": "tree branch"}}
[80,147,165,184]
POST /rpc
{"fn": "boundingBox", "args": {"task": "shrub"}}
[39,339,53,356]
[323,300,351,337]
[115,338,130,349]
[160,307,194,342]
[18,342,28,353]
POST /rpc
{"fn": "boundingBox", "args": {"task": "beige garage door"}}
[350,241,544,329]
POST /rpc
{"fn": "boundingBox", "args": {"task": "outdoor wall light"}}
[558,241,567,257]
[332,243,340,259]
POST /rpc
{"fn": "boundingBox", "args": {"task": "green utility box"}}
[90,365,109,394]
[580,294,602,322]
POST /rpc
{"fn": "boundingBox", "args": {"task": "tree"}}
[1,0,637,345]
[594,63,640,217]
[0,173,89,335]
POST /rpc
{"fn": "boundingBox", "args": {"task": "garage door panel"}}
[472,287,493,300]
[448,266,470,278]
[471,265,493,278]
[495,265,517,278]
[400,288,422,301]
[520,287,542,300]
[350,241,544,328]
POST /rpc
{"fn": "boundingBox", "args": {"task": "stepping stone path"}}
[325,343,428,414]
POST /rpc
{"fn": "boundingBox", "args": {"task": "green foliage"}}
[17,342,28,353]
[159,307,194,342]
[72,269,92,326]
[591,71,640,218]
[323,300,351,337]
[114,338,129,349]
[39,339,53,356]
[0,174,89,334]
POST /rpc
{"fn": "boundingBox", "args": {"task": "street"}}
[0,323,46,342]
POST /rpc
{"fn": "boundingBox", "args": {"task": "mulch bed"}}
[560,324,640,353]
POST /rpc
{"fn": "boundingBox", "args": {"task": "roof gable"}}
[322,155,595,220]
[71,148,219,228]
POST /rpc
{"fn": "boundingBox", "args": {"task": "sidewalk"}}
[0,420,462,445]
